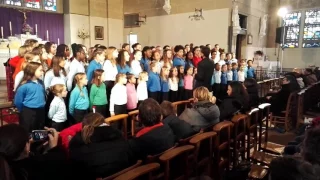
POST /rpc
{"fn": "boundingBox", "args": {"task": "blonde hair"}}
[50,84,66,96]
[106,47,117,65]
[139,71,148,81]
[18,45,29,57]
[73,72,86,90]
[24,52,39,63]
[160,66,169,81]
[193,86,212,101]
[115,73,126,83]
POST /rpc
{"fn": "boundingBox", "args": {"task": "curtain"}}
[0,6,64,44]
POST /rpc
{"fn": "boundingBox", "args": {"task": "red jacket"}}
[9,56,21,68]
[59,123,82,155]
[193,56,202,67]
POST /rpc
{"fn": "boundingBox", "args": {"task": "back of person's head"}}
[56,44,68,57]
[193,86,211,101]
[285,74,300,91]
[302,127,320,165]
[201,47,210,58]
[160,101,175,118]
[270,156,320,180]
[138,98,162,127]
[229,81,246,97]
[0,124,29,180]
[81,113,105,144]
[244,78,258,92]
[305,68,313,74]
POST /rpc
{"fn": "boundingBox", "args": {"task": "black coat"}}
[10,147,73,180]
[162,115,198,141]
[247,87,260,108]
[269,84,292,116]
[195,57,215,91]
[129,125,175,160]
[219,96,248,121]
[69,126,135,179]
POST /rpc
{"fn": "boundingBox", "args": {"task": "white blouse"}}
[44,69,67,90]
[131,60,142,78]
[109,83,127,113]
[103,60,118,81]
[238,71,245,82]
[168,78,178,91]
[137,81,148,101]
[66,59,85,91]
[14,71,24,91]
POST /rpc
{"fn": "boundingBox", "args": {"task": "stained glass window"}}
[303,9,320,48]
[5,0,22,6]
[25,0,40,9]
[44,0,56,11]
[283,11,301,48]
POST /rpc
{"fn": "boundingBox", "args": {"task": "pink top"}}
[184,75,194,90]
[126,83,137,110]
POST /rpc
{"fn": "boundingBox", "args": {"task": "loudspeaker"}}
[275,27,286,44]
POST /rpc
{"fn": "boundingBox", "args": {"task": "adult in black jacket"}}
[0,124,72,180]
[69,113,135,180]
[195,47,215,91]
[244,78,260,108]
[129,98,175,160]
[219,81,249,121]
[266,75,300,116]
[160,101,197,140]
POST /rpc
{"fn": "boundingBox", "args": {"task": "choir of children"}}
[13,40,256,133]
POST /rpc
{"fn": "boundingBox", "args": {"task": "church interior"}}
[0,0,320,180]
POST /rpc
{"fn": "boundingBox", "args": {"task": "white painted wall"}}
[108,18,124,48]
[123,8,230,48]
[64,15,123,48]
[266,48,320,69]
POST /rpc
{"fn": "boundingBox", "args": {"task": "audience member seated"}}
[129,98,175,159]
[302,126,320,166]
[303,68,317,86]
[265,75,300,116]
[219,81,249,121]
[244,78,260,108]
[284,117,320,155]
[160,101,198,140]
[314,67,320,81]
[289,69,305,89]
[0,124,72,180]
[269,156,320,180]
[59,122,83,155]
[69,113,135,179]
[179,86,220,131]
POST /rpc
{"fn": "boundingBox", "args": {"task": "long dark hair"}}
[285,75,300,91]
[50,56,66,77]
[56,44,68,58]
[0,124,29,180]
[229,81,249,104]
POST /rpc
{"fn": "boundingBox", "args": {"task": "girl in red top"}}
[192,46,202,67]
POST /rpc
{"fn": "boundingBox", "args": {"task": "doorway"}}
[236,34,246,60]
[127,34,138,52]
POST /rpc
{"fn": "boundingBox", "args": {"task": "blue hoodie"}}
[173,57,186,68]
[232,69,238,81]
[147,71,161,92]
[221,72,227,85]
[14,80,46,112]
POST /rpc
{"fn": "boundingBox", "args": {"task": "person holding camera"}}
[0,124,72,180]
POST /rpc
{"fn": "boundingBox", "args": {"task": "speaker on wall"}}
[275,26,286,44]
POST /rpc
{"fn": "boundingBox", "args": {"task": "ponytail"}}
[81,113,105,144]
[81,125,95,144]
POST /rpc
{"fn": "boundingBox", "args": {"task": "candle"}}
[57,38,60,45]
[1,27,3,39]
[46,30,49,41]
[35,24,37,35]
[9,21,12,36]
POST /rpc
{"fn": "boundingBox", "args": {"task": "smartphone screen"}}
[31,130,49,141]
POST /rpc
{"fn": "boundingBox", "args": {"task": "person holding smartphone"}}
[0,124,74,180]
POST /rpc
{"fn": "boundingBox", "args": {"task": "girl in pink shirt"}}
[184,66,194,99]
[126,74,138,111]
